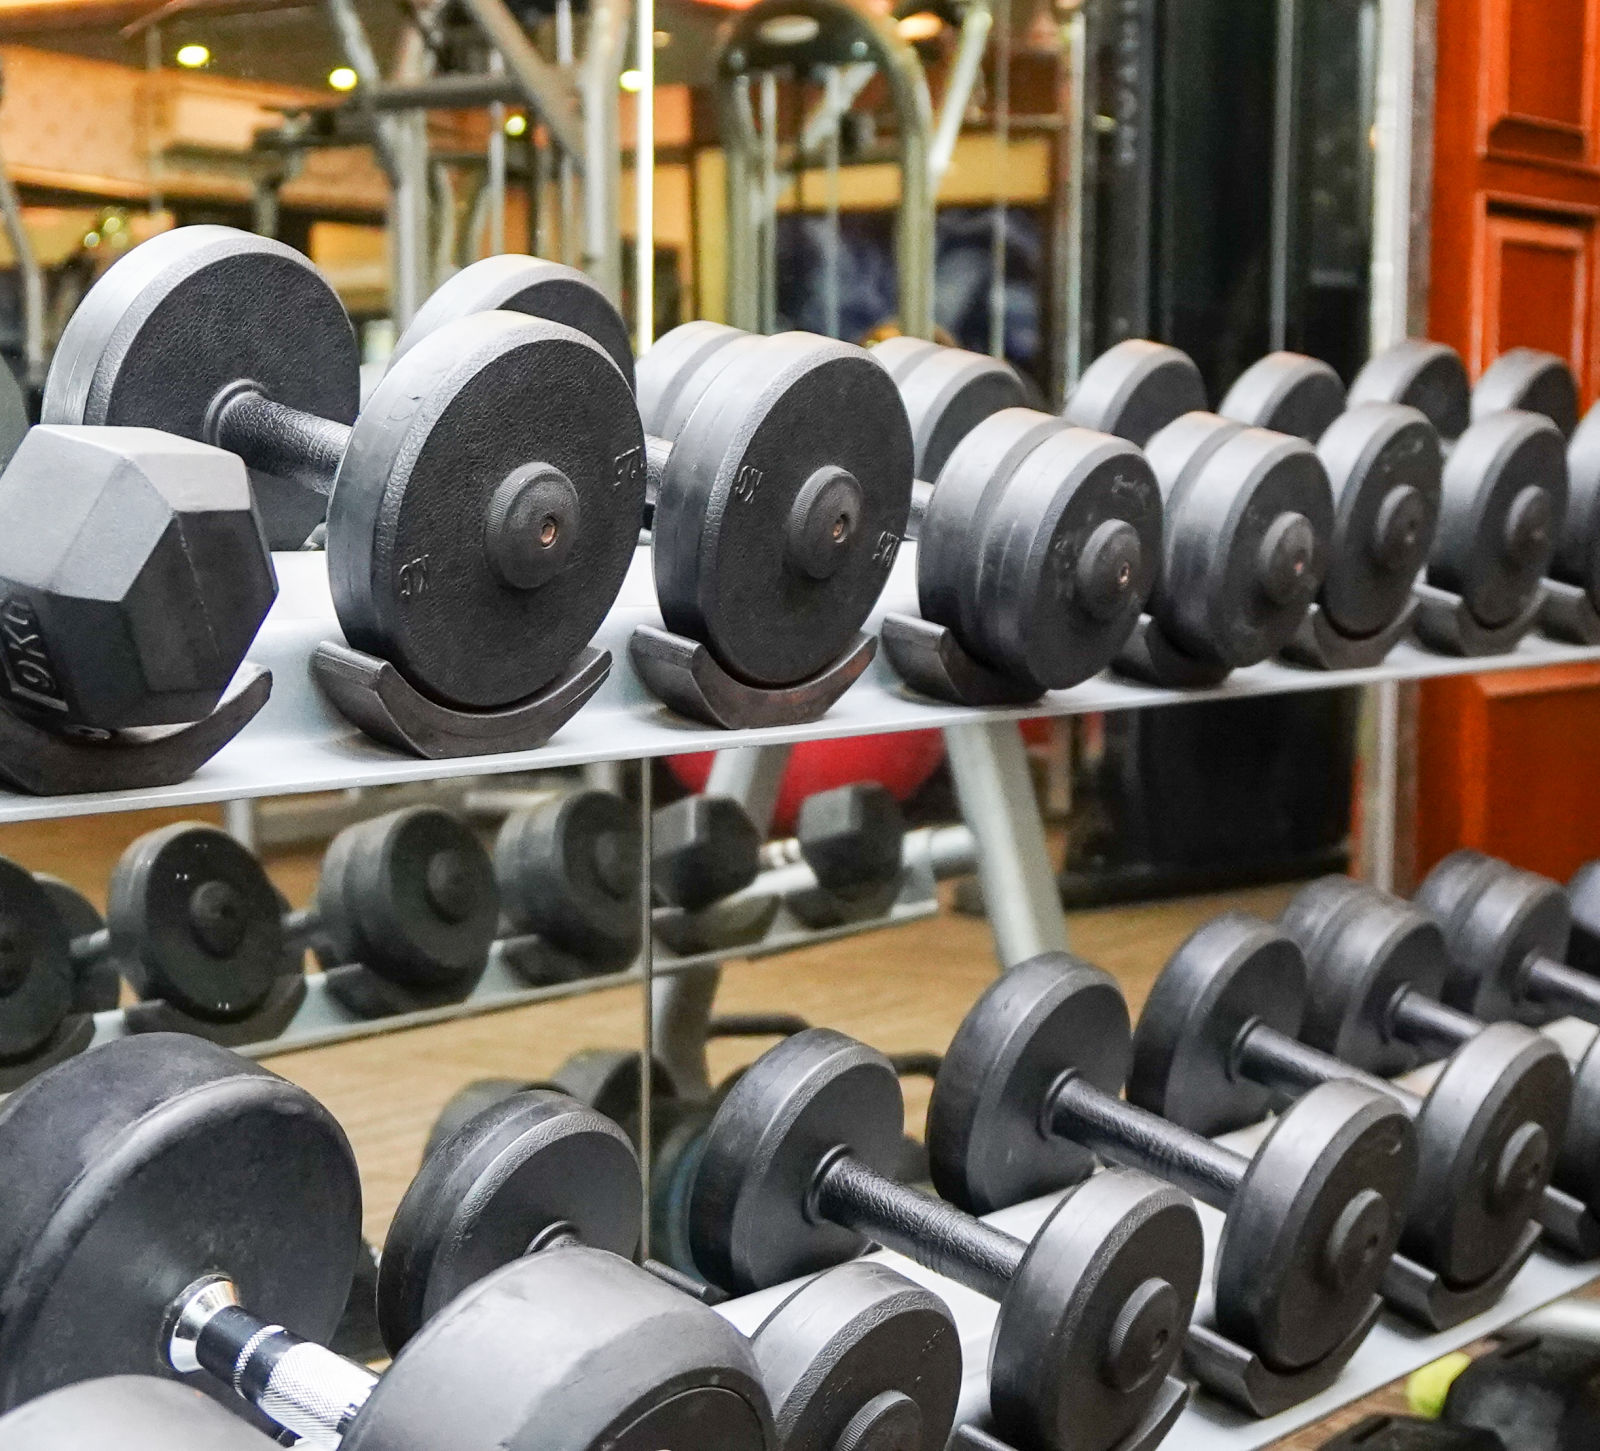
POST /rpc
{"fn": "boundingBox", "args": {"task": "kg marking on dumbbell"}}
[1129,909,1570,1327]
[925,953,1418,1414]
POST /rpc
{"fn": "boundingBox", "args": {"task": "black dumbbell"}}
[1439,1331,1600,1451]
[44,227,647,721]
[869,337,1027,481]
[764,782,909,926]
[1128,910,1569,1321]
[33,875,120,1014]
[926,953,1417,1387]
[0,1377,283,1451]
[0,1033,775,1451]
[0,857,103,1084]
[384,1087,963,1451]
[652,793,762,911]
[690,1027,1205,1451]
[1319,1414,1504,1451]
[1284,875,1600,1256]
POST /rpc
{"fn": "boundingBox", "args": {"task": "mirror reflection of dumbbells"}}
[0,1377,290,1451]
[389,1086,967,1451]
[924,954,1419,1414]
[1278,874,1600,1258]
[688,1027,1207,1451]
[0,1033,779,1451]
[1127,907,1571,1328]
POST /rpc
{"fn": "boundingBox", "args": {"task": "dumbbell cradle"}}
[1129,909,1570,1327]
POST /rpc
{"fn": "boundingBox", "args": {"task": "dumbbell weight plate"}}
[652,333,914,688]
[1063,339,1207,447]
[0,1377,283,1451]
[1430,411,1567,629]
[330,312,646,710]
[390,253,636,391]
[423,1076,542,1161]
[34,875,120,1016]
[40,226,359,550]
[1220,352,1347,443]
[0,860,73,1061]
[871,336,1026,481]
[637,321,752,442]
[107,824,287,1022]
[1472,349,1580,438]
[0,1033,360,1410]
[1556,405,1600,608]
[1348,341,1471,443]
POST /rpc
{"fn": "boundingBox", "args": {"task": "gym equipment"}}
[1349,341,1571,653]
[1286,875,1600,1257]
[1547,402,1600,642]
[651,793,774,953]
[1440,1332,1600,1451]
[926,953,1417,1413]
[492,788,642,982]
[1320,1415,1504,1451]
[33,874,120,1013]
[0,1377,284,1451]
[690,1027,1205,1451]
[0,425,276,794]
[0,857,100,1087]
[1064,341,1335,687]
[1129,910,1568,1327]
[382,1087,964,1451]
[1218,351,1443,667]
[782,781,909,926]
[874,341,1162,705]
[43,227,644,758]
[0,1034,775,1451]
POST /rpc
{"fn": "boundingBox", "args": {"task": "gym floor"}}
[0,806,1426,1447]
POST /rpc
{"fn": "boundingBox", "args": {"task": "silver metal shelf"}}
[2,547,1598,824]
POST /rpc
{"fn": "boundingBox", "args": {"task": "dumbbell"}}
[925,953,1417,1387]
[0,1033,775,1451]
[43,226,647,721]
[1128,910,1569,1320]
[384,1087,964,1451]
[1064,340,1334,674]
[689,1026,1205,1451]
[868,337,1027,482]
[1283,875,1600,1256]
[0,1377,282,1451]
[762,782,910,926]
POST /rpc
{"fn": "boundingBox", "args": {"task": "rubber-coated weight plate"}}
[548,1047,676,1123]
[752,1261,961,1451]
[0,1377,281,1451]
[0,859,72,1061]
[1473,348,1579,439]
[0,1033,360,1411]
[1217,1080,1414,1372]
[1064,340,1207,447]
[1317,404,1442,639]
[1126,912,1307,1136]
[1556,403,1600,608]
[1430,411,1566,629]
[1220,351,1347,443]
[0,362,27,475]
[690,1029,906,1292]
[1348,340,1471,443]
[871,336,1026,481]
[106,823,286,1022]
[1556,1038,1600,1214]
[637,321,752,441]
[423,1077,541,1162]
[40,226,358,550]
[926,954,1129,1213]
[379,1090,643,1352]
[348,1249,772,1451]
[653,333,913,687]
[34,875,117,1016]
[329,312,645,709]
[391,254,635,391]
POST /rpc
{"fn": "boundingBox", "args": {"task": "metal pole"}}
[758,70,779,334]
[637,759,654,1256]
[556,0,578,265]
[928,3,992,185]
[1060,0,1087,393]
[987,0,1011,359]
[822,66,843,339]
[636,0,655,351]
[459,0,587,162]
[1268,0,1298,350]
[581,0,630,298]
[487,51,508,254]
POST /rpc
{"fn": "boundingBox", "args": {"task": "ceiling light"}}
[619,68,642,91]
[175,43,210,68]
[897,11,942,40]
[328,66,358,91]
[504,112,528,136]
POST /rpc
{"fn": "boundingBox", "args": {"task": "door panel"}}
[1486,0,1597,163]
[1476,206,1592,370]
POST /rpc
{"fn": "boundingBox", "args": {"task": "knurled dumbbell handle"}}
[1046,1073,1246,1213]
[813,1147,1024,1302]
[1526,952,1600,1020]
[1235,1022,1422,1116]
[1390,988,1482,1058]
[212,388,350,502]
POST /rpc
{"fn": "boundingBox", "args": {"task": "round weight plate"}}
[348,1248,772,1451]
[1158,426,1334,667]
[993,1171,1201,1451]
[423,1077,541,1162]
[1556,403,1600,607]
[1431,411,1567,628]
[1064,340,1207,447]
[654,333,913,687]
[689,1028,906,1292]
[649,1101,713,1277]
[1348,340,1471,443]
[321,807,498,992]
[871,336,1027,482]
[0,1033,360,1411]
[495,790,641,968]
[40,226,358,550]
[390,254,635,391]
[549,1047,677,1123]
[34,875,118,1016]
[1216,1079,1414,1372]
[0,860,72,1062]
[329,311,645,709]
[1286,876,1450,1078]
[636,321,753,441]
[0,362,27,474]
[1126,912,1306,1136]
[926,953,1129,1213]
[105,823,286,1022]
[1219,351,1347,443]
[752,1261,961,1451]
[1472,348,1580,439]
[1404,1024,1568,1288]
[968,424,1162,691]
[0,1377,281,1451]
[1556,1037,1600,1213]
[1316,403,1443,639]
[379,1090,643,1353]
